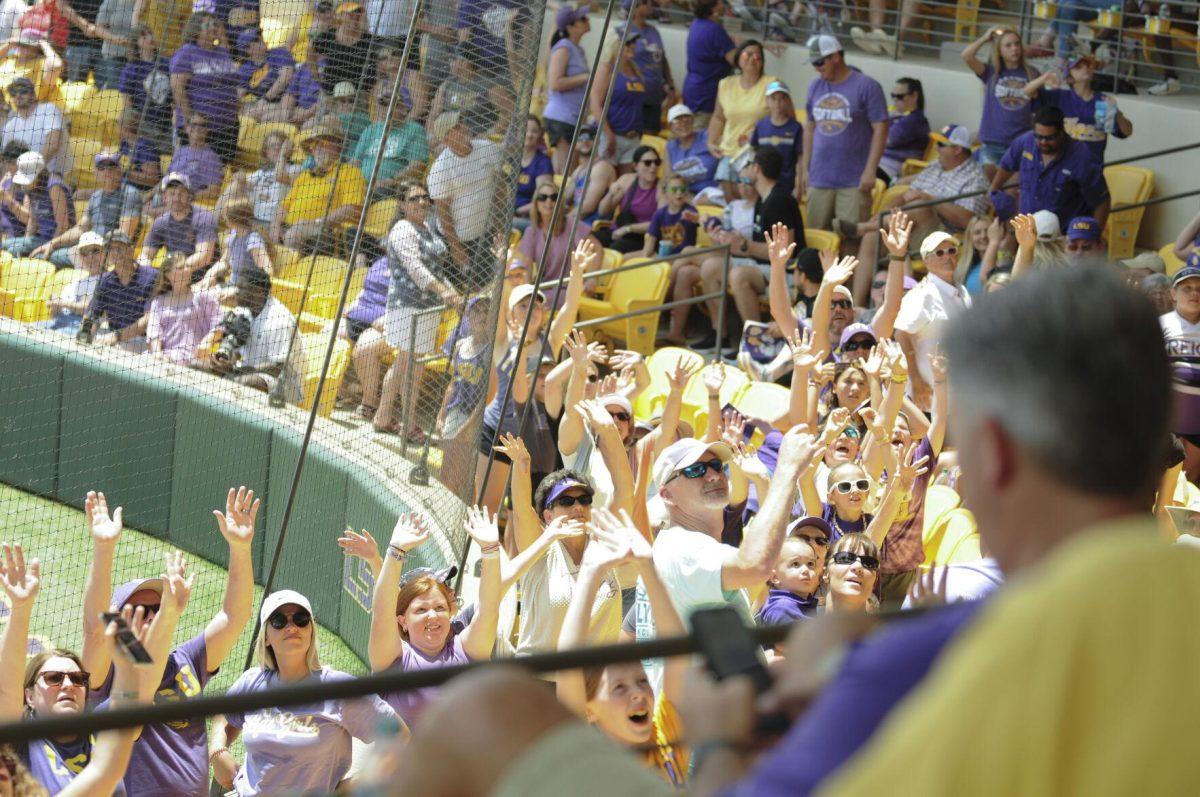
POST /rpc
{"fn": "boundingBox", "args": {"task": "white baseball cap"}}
[259,589,313,626]
[12,150,44,186]
[77,231,105,251]
[666,104,693,124]
[807,34,842,63]
[652,437,733,491]
[1033,210,1062,241]
[929,123,974,150]
[919,230,960,259]
[507,283,546,314]
[765,80,791,97]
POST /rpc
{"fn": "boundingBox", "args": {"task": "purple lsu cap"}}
[787,515,834,541]
[542,475,595,509]
[1066,216,1101,242]
[112,577,164,610]
[839,322,877,350]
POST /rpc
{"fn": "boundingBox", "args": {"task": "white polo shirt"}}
[895,272,971,386]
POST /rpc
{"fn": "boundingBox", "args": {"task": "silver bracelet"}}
[386,545,406,562]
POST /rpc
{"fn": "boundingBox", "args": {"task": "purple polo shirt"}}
[998,131,1109,230]
[88,265,158,331]
[93,633,214,797]
[805,69,889,189]
[238,47,295,99]
[167,145,224,193]
[682,17,735,113]
[145,206,218,257]
[1032,87,1128,162]
[721,600,985,797]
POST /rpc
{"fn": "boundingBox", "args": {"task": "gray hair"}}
[1141,273,1171,293]
[943,264,1169,501]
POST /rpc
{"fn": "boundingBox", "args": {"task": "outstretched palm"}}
[213,486,260,547]
[86,490,123,544]
[464,505,500,548]
[0,542,39,606]
[390,513,431,553]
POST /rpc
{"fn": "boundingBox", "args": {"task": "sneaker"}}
[1149,78,1180,96]
[869,28,897,57]
[851,26,884,55]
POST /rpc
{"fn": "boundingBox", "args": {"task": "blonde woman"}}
[209,590,402,795]
[961,27,1039,178]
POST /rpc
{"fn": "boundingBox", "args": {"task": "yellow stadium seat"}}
[696,205,725,247]
[1104,165,1154,260]
[921,484,963,544]
[299,331,351,417]
[259,15,299,50]
[422,308,462,376]
[59,81,96,113]
[923,507,982,566]
[576,257,670,356]
[272,245,300,280]
[35,268,85,322]
[869,178,887,216]
[0,258,54,322]
[686,362,750,433]
[877,183,910,214]
[634,345,706,421]
[1162,243,1187,277]
[590,247,623,298]
[68,90,123,145]
[901,158,930,178]
[954,0,981,41]
[69,138,108,192]
[363,199,399,239]
[237,120,298,169]
[803,228,841,254]
[730,380,790,426]
[270,256,349,318]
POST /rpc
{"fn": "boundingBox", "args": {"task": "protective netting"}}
[0,0,546,688]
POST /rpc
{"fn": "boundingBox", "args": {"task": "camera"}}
[75,314,96,344]
[212,307,254,366]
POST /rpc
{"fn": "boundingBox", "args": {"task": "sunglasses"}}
[812,57,828,67]
[842,338,873,352]
[552,493,593,509]
[127,603,160,616]
[831,299,853,310]
[831,550,880,570]
[671,458,725,482]
[406,194,430,203]
[536,192,559,202]
[833,478,871,494]
[609,411,631,422]
[840,426,861,439]
[639,158,661,167]
[795,532,830,548]
[8,87,31,96]
[267,609,312,630]
[933,246,958,258]
[735,177,753,185]
[39,670,91,688]
[1033,132,1058,142]
[889,92,910,101]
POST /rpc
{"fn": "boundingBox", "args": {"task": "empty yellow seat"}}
[363,198,399,239]
[36,268,85,322]
[299,331,351,416]
[59,81,96,114]
[67,90,123,145]
[1161,243,1187,277]
[730,380,790,427]
[270,256,349,318]
[923,507,982,566]
[922,484,963,545]
[237,120,298,169]
[576,257,670,356]
[634,345,706,421]
[1104,165,1154,260]
[869,178,887,216]
[803,228,841,254]
[0,258,54,322]
[69,138,108,192]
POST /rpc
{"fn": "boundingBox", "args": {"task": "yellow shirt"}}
[282,164,366,226]
[818,521,1200,797]
[715,73,775,156]
[644,697,689,789]
[142,3,192,58]
[0,57,60,106]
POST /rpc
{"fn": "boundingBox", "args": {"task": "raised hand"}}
[731,441,770,481]
[86,490,123,545]
[929,345,949,385]
[608,349,642,370]
[0,542,40,607]
[765,222,795,269]
[666,356,698,392]
[576,398,618,432]
[212,486,260,548]
[883,338,908,381]
[591,508,650,562]
[702,362,726,396]
[822,256,859,287]
[159,550,195,618]
[778,425,824,472]
[881,210,913,258]
[906,563,949,608]
[1010,213,1036,250]
[814,361,836,387]
[719,408,747,448]
[821,407,852,445]
[861,345,884,379]
[571,236,600,275]
[894,442,931,492]
[493,433,531,473]
[598,373,620,396]
[565,329,590,366]
[858,407,889,442]
[463,505,499,549]
[582,509,633,571]
[544,514,587,543]
[986,215,1003,247]
[337,528,381,563]
[586,341,609,365]
[388,512,431,553]
[786,327,824,371]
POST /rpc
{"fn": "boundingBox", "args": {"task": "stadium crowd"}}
[0,0,1199,795]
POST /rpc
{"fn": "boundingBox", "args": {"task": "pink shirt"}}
[146,290,221,364]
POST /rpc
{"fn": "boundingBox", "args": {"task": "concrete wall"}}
[565,15,1200,248]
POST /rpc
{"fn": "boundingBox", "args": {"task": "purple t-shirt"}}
[168,145,224,193]
[1033,87,1126,162]
[89,265,158,331]
[515,150,554,210]
[29,175,74,242]
[346,256,389,326]
[118,57,173,131]
[883,109,930,164]
[93,632,212,797]
[21,733,128,796]
[145,207,218,257]
[147,290,222,364]
[667,130,718,192]
[977,64,1038,147]
[751,116,803,188]
[820,501,867,542]
[224,667,394,797]
[756,589,820,626]
[723,601,984,797]
[287,63,321,109]
[648,204,698,255]
[682,17,735,113]
[238,47,294,99]
[224,228,266,284]
[383,635,471,727]
[607,70,648,136]
[543,37,589,126]
[621,20,668,101]
[456,0,522,65]
[805,70,889,189]
[169,43,241,129]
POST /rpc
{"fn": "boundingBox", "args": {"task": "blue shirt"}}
[751,116,803,189]
[756,589,819,626]
[89,265,158,331]
[667,130,718,192]
[723,600,985,797]
[999,131,1110,229]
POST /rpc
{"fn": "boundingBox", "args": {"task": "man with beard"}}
[272,122,366,252]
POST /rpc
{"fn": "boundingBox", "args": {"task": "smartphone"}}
[691,607,789,733]
[100,612,153,664]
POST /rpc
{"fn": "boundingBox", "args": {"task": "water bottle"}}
[658,239,673,257]
[722,205,733,232]
[1094,96,1110,135]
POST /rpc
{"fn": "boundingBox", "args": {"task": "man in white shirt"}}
[649,429,819,625]
[427,110,503,292]
[895,230,972,410]
[1,76,70,175]
[1162,262,1200,437]
[211,267,303,403]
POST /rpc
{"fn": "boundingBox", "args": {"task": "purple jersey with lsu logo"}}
[804,69,888,190]
[977,64,1039,148]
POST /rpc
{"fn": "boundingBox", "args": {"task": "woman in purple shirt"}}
[682,0,737,120]
[595,144,661,254]
[1022,54,1133,162]
[962,27,1038,177]
[170,12,242,164]
[200,198,274,300]
[147,255,221,364]
[880,77,930,181]
[514,116,555,230]
[592,35,648,169]
[543,4,592,174]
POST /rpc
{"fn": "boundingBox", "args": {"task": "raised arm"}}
[498,516,586,594]
[962,27,1000,76]
[578,398,635,517]
[1022,70,1057,98]
[0,543,40,722]
[1010,213,1036,279]
[145,550,194,667]
[338,527,383,583]
[765,222,800,340]
[927,347,949,455]
[557,330,601,457]
[812,256,859,359]
[648,357,698,461]
[701,363,727,443]
[493,433,542,554]
[1174,209,1200,261]
[786,327,824,428]
[865,443,929,547]
[871,211,913,339]
[368,513,431,672]
[81,490,122,687]
[723,427,821,590]
[459,507,502,661]
[548,238,597,355]
[204,487,259,672]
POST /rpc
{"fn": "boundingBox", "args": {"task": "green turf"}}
[0,482,365,695]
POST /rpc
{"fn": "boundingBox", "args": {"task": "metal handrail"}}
[574,291,726,329]
[532,244,734,289]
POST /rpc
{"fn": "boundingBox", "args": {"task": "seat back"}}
[804,228,841,254]
[730,381,790,427]
[921,484,963,545]
[299,332,351,417]
[59,81,96,113]
[685,364,750,430]
[635,346,705,421]
[1104,165,1154,260]
[69,138,107,191]
[1161,243,1187,277]
[363,199,400,239]
[606,258,667,311]
[0,258,54,320]
[923,507,982,566]
[37,268,85,322]
[870,178,887,215]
